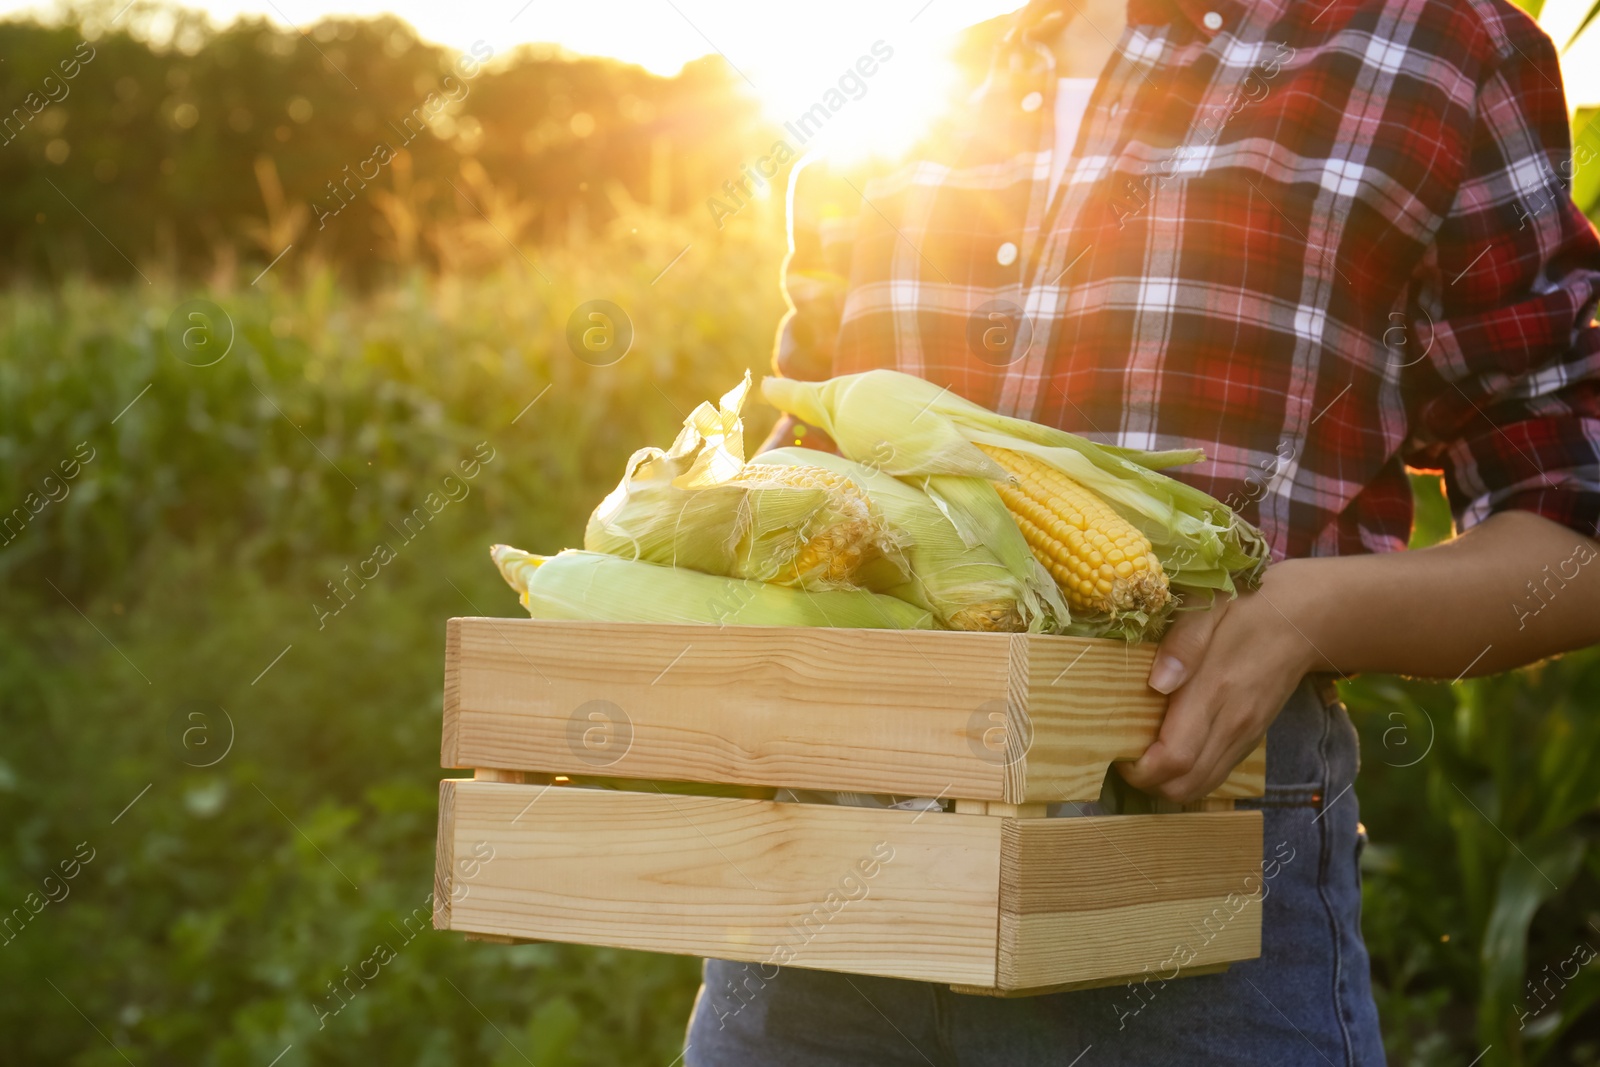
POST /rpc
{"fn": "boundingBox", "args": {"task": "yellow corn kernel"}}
[741,463,879,585]
[976,444,1170,616]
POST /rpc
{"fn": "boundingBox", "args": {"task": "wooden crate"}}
[434,618,1266,995]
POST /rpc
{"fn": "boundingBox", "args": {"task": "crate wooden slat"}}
[442,618,1265,802]
[996,816,1262,989]
[436,779,1264,993]
[438,780,1002,985]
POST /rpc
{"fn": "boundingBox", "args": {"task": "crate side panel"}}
[1014,636,1162,802]
[997,811,1263,988]
[1004,812,1263,910]
[445,782,1004,986]
[442,618,463,767]
[433,778,457,930]
[1213,740,1267,799]
[1016,636,1265,801]
[1000,900,1261,988]
[450,619,1012,799]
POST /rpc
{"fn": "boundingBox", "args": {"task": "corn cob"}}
[974,443,1170,617]
[761,370,1272,612]
[945,603,1026,632]
[491,546,934,630]
[738,463,879,585]
[587,448,906,591]
[760,447,1059,632]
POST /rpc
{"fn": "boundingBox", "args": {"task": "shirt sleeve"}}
[1408,20,1600,540]
[772,157,860,382]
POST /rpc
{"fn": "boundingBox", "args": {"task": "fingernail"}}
[1148,655,1187,695]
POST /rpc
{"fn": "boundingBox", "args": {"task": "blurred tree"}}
[0,5,776,284]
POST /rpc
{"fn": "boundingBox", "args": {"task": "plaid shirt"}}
[774,0,1600,559]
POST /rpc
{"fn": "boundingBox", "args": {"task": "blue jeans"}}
[684,678,1384,1065]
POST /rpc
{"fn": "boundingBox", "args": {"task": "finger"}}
[1120,675,1221,790]
[1148,599,1227,694]
[1152,713,1263,803]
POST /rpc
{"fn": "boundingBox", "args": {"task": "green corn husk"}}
[763,370,1270,637]
[585,372,907,590]
[491,546,935,630]
[759,447,1069,632]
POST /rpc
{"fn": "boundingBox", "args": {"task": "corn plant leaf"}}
[1568,0,1600,50]
[1529,966,1600,1061]
[1571,109,1600,219]
[1476,834,1586,1058]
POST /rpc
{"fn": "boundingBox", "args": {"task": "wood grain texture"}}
[949,962,1229,998]
[433,778,455,931]
[447,618,1015,800]
[442,617,462,768]
[1012,635,1163,801]
[1011,636,1265,801]
[436,784,1265,990]
[1204,746,1266,800]
[1001,904,1260,989]
[445,619,1264,802]
[441,781,1005,985]
[996,812,1263,988]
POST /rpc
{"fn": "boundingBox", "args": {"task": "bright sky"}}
[10,0,1600,114]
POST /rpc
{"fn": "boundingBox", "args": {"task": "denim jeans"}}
[684,678,1385,1065]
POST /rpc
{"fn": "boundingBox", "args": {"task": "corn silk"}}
[583,372,908,591]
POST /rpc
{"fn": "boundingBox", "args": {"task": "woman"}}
[686,0,1600,1061]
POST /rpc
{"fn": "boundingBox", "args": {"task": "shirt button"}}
[1202,10,1223,29]
[996,242,1019,266]
[1020,91,1043,113]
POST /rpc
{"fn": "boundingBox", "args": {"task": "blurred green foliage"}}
[1348,648,1600,1067]
[0,207,785,1064]
[1352,478,1600,1066]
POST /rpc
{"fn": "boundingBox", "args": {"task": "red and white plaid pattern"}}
[774,0,1600,559]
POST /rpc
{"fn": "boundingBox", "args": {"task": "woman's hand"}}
[1118,560,1325,802]
[1117,511,1600,802]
